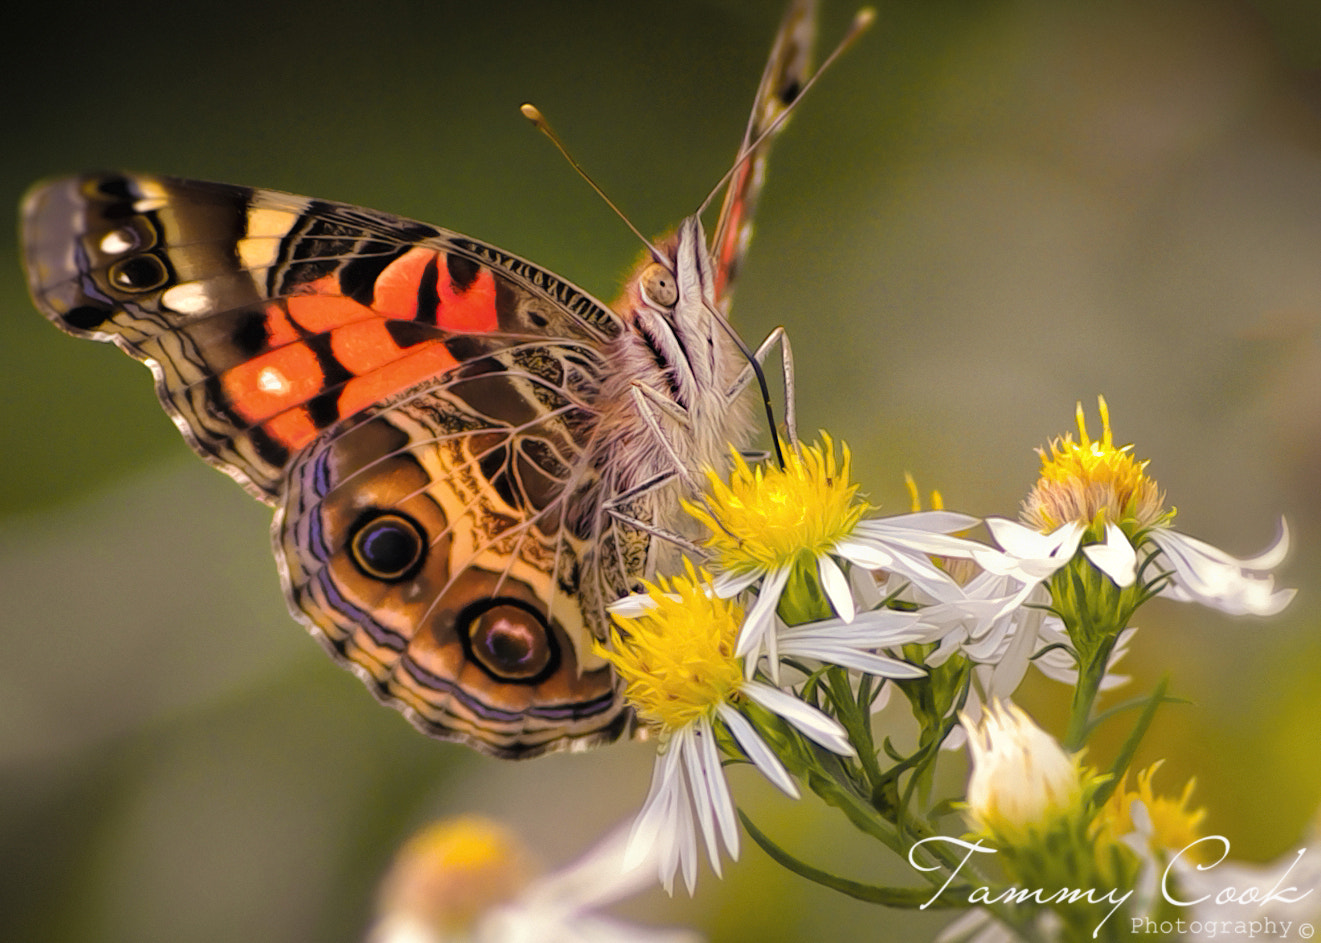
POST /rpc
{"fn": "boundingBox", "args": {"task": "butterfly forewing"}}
[21,175,622,502]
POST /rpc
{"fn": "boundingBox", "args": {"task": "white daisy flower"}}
[596,562,854,895]
[684,434,982,666]
[998,396,1294,618]
[367,816,700,943]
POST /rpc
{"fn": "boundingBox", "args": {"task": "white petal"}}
[818,554,855,622]
[763,614,783,686]
[736,566,790,661]
[742,681,855,755]
[674,772,697,895]
[1149,529,1295,616]
[625,744,685,892]
[607,593,661,617]
[718,704,799,797]
[1082,523,1138,587]
[851,515,984,557]
[870,509,980,533]
[710,568,762,598]
[832,537,894,569]
[679,727,722,879]
[790,642,926,678]
[976,519,1083,582]
[773,618,928,677]
[694,723,739,862]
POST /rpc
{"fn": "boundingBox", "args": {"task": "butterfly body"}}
[21,0,819,758]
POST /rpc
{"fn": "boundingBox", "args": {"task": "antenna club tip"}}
[519,103,546,125]
[853,7,877,31]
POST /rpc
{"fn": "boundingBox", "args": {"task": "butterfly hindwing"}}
[278,389,630,757]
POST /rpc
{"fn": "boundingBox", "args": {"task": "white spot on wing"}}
[99,229,135,254]
[161,282,212,316]
[257,366,289,395]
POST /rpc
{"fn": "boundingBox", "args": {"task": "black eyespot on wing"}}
[460,598,559,683]
[108,254,169,292]
[349,510,427,582]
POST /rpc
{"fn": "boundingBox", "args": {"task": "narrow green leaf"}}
[739,811,967,909]
[1094,675,1171,807]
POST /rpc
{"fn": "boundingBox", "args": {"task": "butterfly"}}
[20,0,819,759]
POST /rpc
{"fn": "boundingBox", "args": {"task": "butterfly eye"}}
[349,511,427,582]
[464,600,558,683]
[640,261,678,308]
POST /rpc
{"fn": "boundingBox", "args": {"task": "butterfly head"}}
[614,217,734,411]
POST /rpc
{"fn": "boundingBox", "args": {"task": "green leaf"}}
[1094,675,1173,807]
[739,811,968,908]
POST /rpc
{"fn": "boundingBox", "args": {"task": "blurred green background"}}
[3,1,1319,940]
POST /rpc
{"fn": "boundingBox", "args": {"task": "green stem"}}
[1064,631,1118,750]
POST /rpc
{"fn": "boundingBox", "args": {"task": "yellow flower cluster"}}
[686,434,866,574]
[1021,396,1168,534]
[596,562,745,731]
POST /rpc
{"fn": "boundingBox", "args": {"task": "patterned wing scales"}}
[277,368,633,757]
[20,173,621,502]
[21,172,636,755]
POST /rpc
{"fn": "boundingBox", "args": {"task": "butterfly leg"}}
[725,326,798,448]
[628,381,699,487]
[601,472,706,556]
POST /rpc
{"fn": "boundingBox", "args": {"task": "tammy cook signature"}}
[910,836,1316,938]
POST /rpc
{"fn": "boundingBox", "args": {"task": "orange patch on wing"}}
[435,263,497,333]
[373,248,433,320]
[261,303,303,348]
[329,320,414,375]
[335,343,461,418]
[221,344,324,423]
[287,279,378,333]
[263,406,319,451]
[373,247,499,333]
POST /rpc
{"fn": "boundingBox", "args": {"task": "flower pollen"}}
[1095,761,1209,862]
[596,561,744,732]
[374,816,530,933]
[1022,396,1169,535]
[687,434,867,575]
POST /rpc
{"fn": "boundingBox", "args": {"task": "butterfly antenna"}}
[520,104,662,259]
[697,6,876,219]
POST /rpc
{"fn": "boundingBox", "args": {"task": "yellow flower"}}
[596,560,745,732]
[599,565,854,894]
[687,433,866,577]
[1021,396,1169,536]
[1094,761,1209,862]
